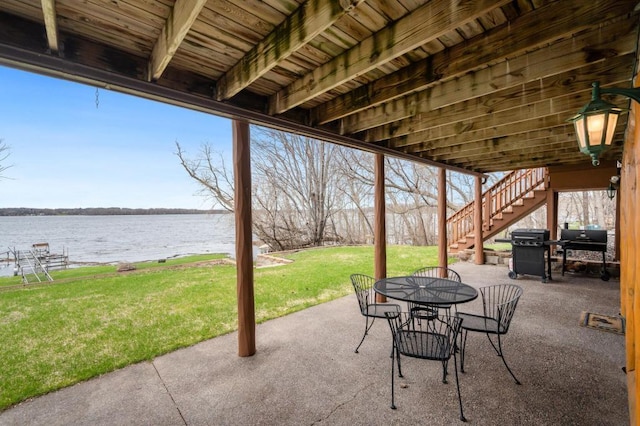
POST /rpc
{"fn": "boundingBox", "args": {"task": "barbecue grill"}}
[500,229,552,283]
[558,229,609,281]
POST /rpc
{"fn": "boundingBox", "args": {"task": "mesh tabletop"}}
[374,276,478,306]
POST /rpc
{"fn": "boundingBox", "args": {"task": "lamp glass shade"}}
[586,112,609,146]
[606,112,619,145]
[574,115,587,149]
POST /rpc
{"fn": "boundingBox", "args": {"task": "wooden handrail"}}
[447,168,548,246]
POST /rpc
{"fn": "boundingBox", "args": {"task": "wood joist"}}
[0,0,637,174]
[312,0,639,126]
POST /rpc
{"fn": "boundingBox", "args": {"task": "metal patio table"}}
[374,275,478,308]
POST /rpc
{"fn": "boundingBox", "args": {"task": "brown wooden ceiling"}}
[0,0,638,175]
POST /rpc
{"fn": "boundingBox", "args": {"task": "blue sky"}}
[0,65,233,209]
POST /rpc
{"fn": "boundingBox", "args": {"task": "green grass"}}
[0,245,443,411]
[0,254,229,287]
[484,242,511,251]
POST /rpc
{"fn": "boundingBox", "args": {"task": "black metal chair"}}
[385,312,466,421]
[456,284,523,384]
[409,266,462,320]
[350,273,401,353]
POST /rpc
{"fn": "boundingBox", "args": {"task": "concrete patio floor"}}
[0,262,628,425]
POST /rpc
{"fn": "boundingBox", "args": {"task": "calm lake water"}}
[0,214,236,275]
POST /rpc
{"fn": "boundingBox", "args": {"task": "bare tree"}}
[384,158,437,245]
[335,152,500,246]
[176,128,342,251]
[0,140,11,179]
[178,129,569,252]
[251,128,339,249]
[581,191,591,226]
[333,149,375,243]
[175,142,234,211]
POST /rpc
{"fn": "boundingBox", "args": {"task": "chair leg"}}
[396,343,403,378]
[435,334,449,382]
[494,333,521,385]
[355,316,374,353]
[459,329,469,373]
[452,352,466,422]
[390,342,397,409]
[485,331,501,356]
[441,359,448,384]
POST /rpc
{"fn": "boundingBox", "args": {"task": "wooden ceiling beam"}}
[433,141,582,165]
[389,116,575,152]
[454,146,581,166]
[40,0,59,53]
[450,150,585,172]
[2,1,636,175]
[0,32,482,177]
[364,55,634,143]
[148,0,208,81]
[435,135,625,170]
[311,0,636,125]
[423,126,627,161]
[384,101,582,149]
[341,19,638,134]
[385,85,630,150]
[431,140,574,162]
[269,0,510,114]
[215,0,364,101]
[423,132,575,160]
[406,129,572,156]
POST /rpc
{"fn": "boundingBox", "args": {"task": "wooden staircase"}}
[447,168,549,253]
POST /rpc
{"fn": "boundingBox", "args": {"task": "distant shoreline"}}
[0,208,229,216]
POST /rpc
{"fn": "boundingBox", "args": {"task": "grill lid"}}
[560,229,607,243]
[511,229,550,241]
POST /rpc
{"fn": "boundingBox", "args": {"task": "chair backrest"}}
[411,266,461,282]
[385,312,462,360]
[411,267,462,308]
[480,284,523,334]
[350,273,376,315]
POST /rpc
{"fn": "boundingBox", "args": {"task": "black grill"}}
[507,229,551,283]
[558,229,609,281]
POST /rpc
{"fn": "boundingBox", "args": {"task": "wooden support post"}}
[474,176,484,265]
[374,153,387,302]
[233,119,256,357]
[547,189,559,257]
[615,188,621,261]
[620,75,640,424]
[546,189,558,241]
[438,168,448,268]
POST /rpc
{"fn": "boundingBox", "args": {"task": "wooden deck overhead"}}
[0,0,638,174]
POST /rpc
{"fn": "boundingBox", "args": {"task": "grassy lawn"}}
[485,242,511,251]
[0,245,447,411]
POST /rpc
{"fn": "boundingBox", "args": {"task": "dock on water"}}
[3,243,69,284]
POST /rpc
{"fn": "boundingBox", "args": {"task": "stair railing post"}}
[484,190,492,231]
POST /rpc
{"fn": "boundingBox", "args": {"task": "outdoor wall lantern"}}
[607,167,621,200]
[606,182,617,200]
[570,82,640,166]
